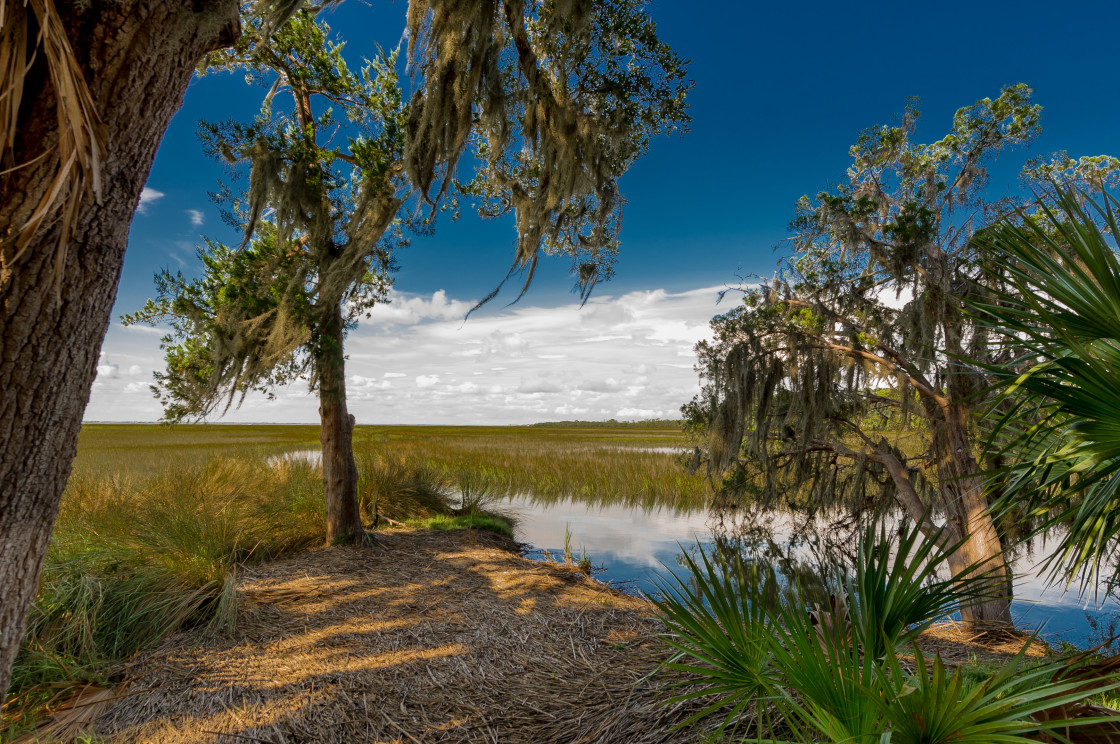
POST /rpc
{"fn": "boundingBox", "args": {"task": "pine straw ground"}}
[75,529,720,744]
[24,529,1047,744]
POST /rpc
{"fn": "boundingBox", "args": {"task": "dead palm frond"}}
[0,0,103,288]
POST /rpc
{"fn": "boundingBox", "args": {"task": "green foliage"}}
[125,3,693,519]
[410,514,514,539]
[651,547,780,737]
[685,88,1062,626]
[688,85,1043,511]
[973,184,1120,591]
[843,522,999,660]
[653,522,1120,742]
[4,444,473,724]
[125,12,404,420]
[8,457,327,706]
[404,0,692,303]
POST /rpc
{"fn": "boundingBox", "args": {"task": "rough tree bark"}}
[933,408,1013,625]
[315,304,365,544]
[0,0,239,698]
[836,438,1011,625]
[875,410,1013,625]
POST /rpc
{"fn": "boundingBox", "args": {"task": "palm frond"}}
[844,521,1005,660]
[0,0,103,288]
[654,519,1120,741]
[647,545,781,737]
[973,184,1120,592]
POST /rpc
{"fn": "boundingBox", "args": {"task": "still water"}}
[501,493,1120,648]
[268,448,1119,647]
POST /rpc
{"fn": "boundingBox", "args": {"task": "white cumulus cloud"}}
[84,284,730,425]
[349,375,392,391]
[136,187,164,214]
[186,209,204,226]
[363,289,473,326]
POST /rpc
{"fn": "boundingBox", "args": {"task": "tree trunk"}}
[935,412,1013,626]
[932,299,1014,625]
[0,0,239,699]
[316,304,365,545]
[870,442,1010,624]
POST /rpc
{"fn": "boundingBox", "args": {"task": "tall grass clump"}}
[6,456,327,725]
[453,469,505,515]
[652,522,1120,742]
[356,451,453,522]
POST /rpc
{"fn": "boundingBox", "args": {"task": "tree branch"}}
[811,340,949,408]
[808,435,950,548]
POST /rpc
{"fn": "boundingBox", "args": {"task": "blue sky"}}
[88,0,1120,424]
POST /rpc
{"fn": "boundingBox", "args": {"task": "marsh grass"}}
[357,452,454,522]
[537,524,593,575]
[348,424,708,513]
[6,446,485,737]
[411,514,515,539]
[4,457,330,734]
[74,423,706,510]
[10,425,687,704]
[4,422,698,737]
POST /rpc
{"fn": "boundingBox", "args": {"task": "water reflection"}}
[265,448,322,467]
[502,494,1120,648]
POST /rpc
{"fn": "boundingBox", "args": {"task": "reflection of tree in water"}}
[673,505,865,607]
[1082,578,1120,654]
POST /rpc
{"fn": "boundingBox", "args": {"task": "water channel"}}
[500,493,1120,649]
[269,448,1120,647]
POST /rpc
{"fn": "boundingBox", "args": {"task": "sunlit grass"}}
[74,422,710,512]
[411,514,514,539]
[6,422,700,737]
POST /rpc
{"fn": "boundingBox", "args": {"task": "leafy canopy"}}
[401,0,691,304]
[124,12,404,420]
[687,85,1040,521]
[127,2,692,420]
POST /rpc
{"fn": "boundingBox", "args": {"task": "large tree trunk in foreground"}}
[316,305,365,545]
[0,0,238,699]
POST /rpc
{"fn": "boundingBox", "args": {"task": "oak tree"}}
[687,85,1042,624]
[0,0,689,697]
[126,14,403,544]
[129,4,690,544]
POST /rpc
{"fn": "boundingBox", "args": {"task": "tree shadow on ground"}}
[87,529,712,744]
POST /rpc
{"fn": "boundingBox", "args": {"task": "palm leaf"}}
[647,545,781,736]
[654,518,1120,741]
[0,0,104,287]
[973,183,1120,592]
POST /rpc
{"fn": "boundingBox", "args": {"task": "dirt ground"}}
[79,529,714,744]
[20,528,1053,744]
